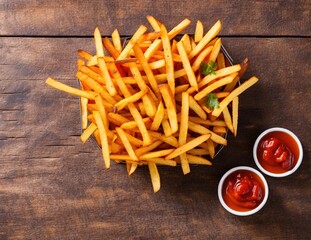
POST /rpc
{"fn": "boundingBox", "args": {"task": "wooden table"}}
[1,1,310,239]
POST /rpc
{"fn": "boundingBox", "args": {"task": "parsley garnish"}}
[200,61,217,76]
[205,93,220,109]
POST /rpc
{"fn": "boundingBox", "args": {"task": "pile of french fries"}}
[46,16,259,192]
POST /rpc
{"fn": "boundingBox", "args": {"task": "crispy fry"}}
[188,20,222,60]
[93,111,110,168]
[165,134,211,160]
[80,97,88,130]
[212,76,259,117]
[117,25,147,60]
[148,162,160,192]
[194,72,238,101]
[232,97,239,136]
[159,85,178,134]
[45,77,96,100]
[177,41,198,91]
[161,24,175,95]
[194,20,204,43]
[116,127,138,161]
[111,29,122,53]
[80,123,97,143]
[114,88,148,112]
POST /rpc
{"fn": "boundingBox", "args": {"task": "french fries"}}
[45,17,259,192]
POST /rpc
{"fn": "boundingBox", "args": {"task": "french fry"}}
[179,92,190,174]
[176,41,198,91]
[165,134,211,160]
[194,20,204,43]
[161,24,175,95]
[159,85,178,134]
[188,20,222,60]
[45,77,96,100]
[198,64,241,89]
[112,29,122,53]
[80,123,97,143]
[94,27,104,57]
[117,25,147,60]
[212,76,259,117]
[148,162,160,192]
[114,88,148,112]
[189,95,207,120]
[194,72,238,101]
[146,15,162,31]
[186,154,212,165]
[150,101,165,131]
[133,44,159,96]
[232,97,239,136]
[80,97,88,130]
[93,111,110,169]
[116,127,138,161]
[140,149,174,159]
[223,106,234,134]
[208,38,222,62]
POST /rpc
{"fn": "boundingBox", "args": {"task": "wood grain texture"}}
[0,0,310,36]
[0,37,310,239]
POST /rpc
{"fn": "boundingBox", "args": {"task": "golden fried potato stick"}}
[188,20,222,60]
[176,41,198,91]
[45,77,96,100]
[140,149,174,159]
[217,52,226,69]
[80,123,97,143]
[133,44,159,96]
[212,76,259,117]
[94,27,104,57]
[98,57,117,96]
[188,95,207,120]
[188,121,227,145]
[148,162,160,192]
[116,127,138,161]
[107,113,130,126]
[150,101,165,131]
[232,97,239,137]
[208,38,222,62]
[165,134,211,160]
[146,15,162,31]
[93,111,110,169]
[194,72,238,101]
[223,106,234,134]
[198,64,241,89]
[194,20,204,43]
[114,88,148,112]
[160,24,175,95]
[117,25,147,60]
[186,154,212,165]
[111,29,122,53]
[159,85,178,134]
[95,94,109,130]
[135,140,163,157]
[103,37,120,59]
[80,97,88,130]
[179,92,190,174]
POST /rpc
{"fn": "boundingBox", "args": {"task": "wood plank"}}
[0,1,310,36]
[0,37,310,239]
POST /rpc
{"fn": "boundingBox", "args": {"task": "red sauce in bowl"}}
[222,170,265,212]
[257,131,300,174]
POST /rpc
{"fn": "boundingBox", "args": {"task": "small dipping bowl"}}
[253,127,303,177]
[218,166,269,216]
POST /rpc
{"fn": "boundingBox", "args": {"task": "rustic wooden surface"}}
[0,1,310,239]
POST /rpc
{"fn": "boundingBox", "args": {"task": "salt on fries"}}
[45,16,258,192]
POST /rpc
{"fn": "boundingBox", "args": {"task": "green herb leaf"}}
[205,93,220,109]
[200,61,217,76]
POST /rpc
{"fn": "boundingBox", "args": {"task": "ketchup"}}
[222,170,265,212]
[257,131,299,174]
